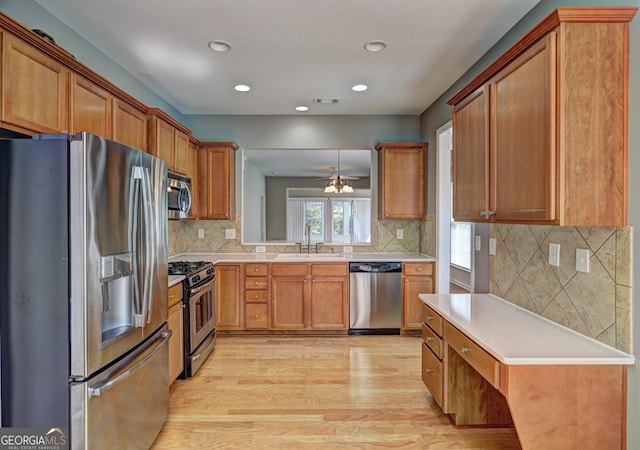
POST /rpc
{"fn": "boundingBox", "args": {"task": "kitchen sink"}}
[275,253,344,259]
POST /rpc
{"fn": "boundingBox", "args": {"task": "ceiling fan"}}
[318,150,358,193]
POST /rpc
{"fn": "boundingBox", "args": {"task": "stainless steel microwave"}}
[168,172,192,219]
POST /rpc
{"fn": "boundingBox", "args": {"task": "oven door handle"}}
[190,277,215,294]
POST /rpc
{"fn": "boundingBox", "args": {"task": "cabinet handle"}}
[312,279,316,283]
[254,267,259,272]
[487,210,495,217]
[479,210,486,217]
[236,267,239,271]
[416,267,422,271]
[425,368,434,373]
[169,294,175,299]
[425,337,434,342]
[304,279,307,283]
[254,294,259,299]
[426,315,433,321]
[461,346,470,353]
[254,281,258,286]
[254,314,259,319]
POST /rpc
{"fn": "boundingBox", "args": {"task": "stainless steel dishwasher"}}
[349,262,402,334]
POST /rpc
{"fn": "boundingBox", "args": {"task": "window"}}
[450,221,472,270]
[287,198,371,244]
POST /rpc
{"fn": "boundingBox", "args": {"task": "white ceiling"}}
[35,0,540,116]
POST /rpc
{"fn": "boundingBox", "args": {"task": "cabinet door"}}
[69,74,113,137]
[167,302,184,384]
[452,86,489,221]
[2,33,69,133]
[270,277,306,329]
[113,100,147,152]
[173,130,190,174]
[150,117,176,170]
[489,34,556,222]
[199,146,236,220]
[403,276,433,330]
[215,265,242,329]
[377,144,426,219]
[309,276,348,330]
[187,141,199,217]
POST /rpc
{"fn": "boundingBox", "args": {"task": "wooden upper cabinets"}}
[112,99,148,152]
[148,109,193,174]
[375,142,427,220]
[2,31,69,134]
[70,73,113,137]
[198,142,239,220]
[449,7,636,226]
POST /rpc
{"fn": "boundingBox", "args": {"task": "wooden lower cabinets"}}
[215,264,242,330]
[167,283,184,384]
[2,31,69,134]
[271,263,349,331]
[245,263,268,329]
[215,262,349,333]
[449,8,636,226]
[421,304,512,426]
[402,262,434,331]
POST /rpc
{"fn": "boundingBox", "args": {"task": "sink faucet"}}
[305,223,312,254]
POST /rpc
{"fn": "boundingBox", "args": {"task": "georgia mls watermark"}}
[0,428,68,450]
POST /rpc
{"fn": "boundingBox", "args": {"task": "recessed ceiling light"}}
[364,40,387,52]
[295,106,309,112]
[351,84,368,92]
[234,84,251,92]
[208,40,231,52]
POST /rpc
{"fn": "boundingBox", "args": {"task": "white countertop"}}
[168,274,185,287]
[419,293,635,366]
[169,252,435,264]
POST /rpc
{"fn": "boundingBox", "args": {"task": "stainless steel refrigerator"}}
[0,132,170,449]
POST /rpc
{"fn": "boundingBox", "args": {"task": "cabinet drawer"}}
[423,304,443,337]
[246,263,268,276]
[245,303,268,329]
[444,322,500,389]
[421,342,443,408]
[245,290,267,303]
[245,277,268,290]
[311,263,347,276]
[168,283,183,308]
[422,323,443,359]
[403,262,433,276]
[271,263,308,277]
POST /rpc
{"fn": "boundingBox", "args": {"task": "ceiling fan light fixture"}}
[324,181,337,193]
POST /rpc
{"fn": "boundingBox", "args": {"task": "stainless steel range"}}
[168,261,216,377]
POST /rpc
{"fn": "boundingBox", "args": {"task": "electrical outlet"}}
[576,248,590,273]
[548,243,560,267]
[255,246,266,253]
[396,229,403,240]
[474,235,482,251]
[198,229,205,239]
[343,246,353,253]
[225,229,236,239]
[489,238,496,256]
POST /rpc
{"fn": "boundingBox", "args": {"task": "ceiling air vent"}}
[313,97,341,105]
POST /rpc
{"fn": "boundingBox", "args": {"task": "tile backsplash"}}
[169,215,424,256]
[490,224,632,353]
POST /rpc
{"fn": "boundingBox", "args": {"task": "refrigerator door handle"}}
[140,166,156,324]
[130,166,143,325]
[88,330,171,398]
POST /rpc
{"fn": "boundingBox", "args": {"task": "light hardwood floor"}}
[152,336,521,449]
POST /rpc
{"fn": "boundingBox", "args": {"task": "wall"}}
[419,0,640,445]
[0,1,186,124]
